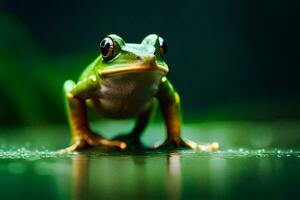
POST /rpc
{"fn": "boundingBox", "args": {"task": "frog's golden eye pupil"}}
[159,37,167,58]
[100,37,114,61]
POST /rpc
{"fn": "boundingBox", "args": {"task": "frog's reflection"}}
[167,151,181,200]
[71,153,90,200]
[71,151,181,200]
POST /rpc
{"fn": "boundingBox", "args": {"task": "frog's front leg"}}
[62,79,126,152]
[155,78,219,151]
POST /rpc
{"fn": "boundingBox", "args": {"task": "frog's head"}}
[97,34,168,77]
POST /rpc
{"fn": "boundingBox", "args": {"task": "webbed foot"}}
[154,138,219,151]
[60,131,127,153]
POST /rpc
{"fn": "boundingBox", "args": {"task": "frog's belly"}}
[88,71,163,119]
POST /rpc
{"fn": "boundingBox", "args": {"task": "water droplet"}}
[257,149,262,153]
[277,150,281,154]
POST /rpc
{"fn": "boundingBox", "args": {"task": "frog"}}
[62,34,219,152]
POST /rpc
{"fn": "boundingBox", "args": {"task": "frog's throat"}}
[98,65,168,77]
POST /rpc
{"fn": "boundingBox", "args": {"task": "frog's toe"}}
[153,138,198,150]
[198,142,219,151]
[152,139,219,151]
[96,138,127,149]
[84,133,127,149]
[58,138,89,153]
[181,139,200,149]
[113,134,145,149]
[58,144,81,153]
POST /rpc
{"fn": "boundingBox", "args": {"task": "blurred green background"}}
[0,0,299,127]
[0,1,300,200]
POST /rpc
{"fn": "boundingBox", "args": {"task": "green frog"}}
[63,34,219,152]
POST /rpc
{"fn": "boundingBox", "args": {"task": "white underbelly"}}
[93,71,163,118]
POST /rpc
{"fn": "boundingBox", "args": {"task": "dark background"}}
[0,0,299,127]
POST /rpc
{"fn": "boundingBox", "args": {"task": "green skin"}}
[62,34,219,151]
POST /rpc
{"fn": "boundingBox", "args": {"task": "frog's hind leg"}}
[61,80,126,152]
[113,100,157,149]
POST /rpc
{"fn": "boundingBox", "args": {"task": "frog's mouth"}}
[98,64,168,77]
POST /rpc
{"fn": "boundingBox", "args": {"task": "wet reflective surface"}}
[0,120,299,200]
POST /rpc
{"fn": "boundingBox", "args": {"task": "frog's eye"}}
[100,37,115,61]
[159,37,167,58]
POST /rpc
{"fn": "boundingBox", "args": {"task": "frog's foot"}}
[83,132,127,149]
[58,137,88,153]
[153,138,198,150]
[113,134,145,149]
[60,132,127,153]
[154,138,219,151]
